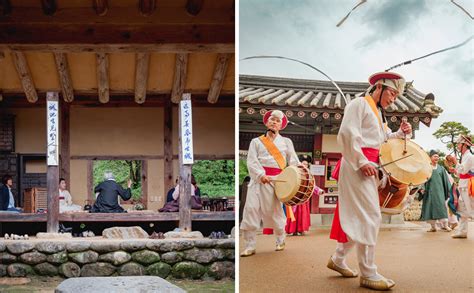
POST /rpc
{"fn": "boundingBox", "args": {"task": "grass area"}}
[0,276,234,293]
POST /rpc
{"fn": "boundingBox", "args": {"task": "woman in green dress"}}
[419,150,452,232]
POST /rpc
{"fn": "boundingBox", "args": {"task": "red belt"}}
[331,147,379,180]
[459,173,473,179]
[263,166,282,176]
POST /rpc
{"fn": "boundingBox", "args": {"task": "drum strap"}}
[259,135,287,170]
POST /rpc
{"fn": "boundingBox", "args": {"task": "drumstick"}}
[378,154,413,169]
[270,179,288,183]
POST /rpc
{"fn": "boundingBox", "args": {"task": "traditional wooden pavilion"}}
[0,0,235,234]
[239,74,443,214]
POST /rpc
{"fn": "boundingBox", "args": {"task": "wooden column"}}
[141,160,148,209]
[59,99,70,184]
[178,94,192,231]
[46,92,59,233]
[164,98,173,192]
[311,133,323,214]
[171,53,188,103]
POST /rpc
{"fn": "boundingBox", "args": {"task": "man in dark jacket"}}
[0,174,20,212]
[91,171,132,213]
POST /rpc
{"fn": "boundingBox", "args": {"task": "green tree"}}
[433,121,470,159]
[192,160,234,197]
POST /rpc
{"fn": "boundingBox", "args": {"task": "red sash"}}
[459,173,474,197]
[262,166,284,235]
[459,173,473,179]
[330,147,379,243]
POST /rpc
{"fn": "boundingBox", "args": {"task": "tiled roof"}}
[239,75,443,118]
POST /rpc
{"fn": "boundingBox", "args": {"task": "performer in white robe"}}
[327,72,412,291]
[59,178,82,213]
[240,110,299,257]
[447,135,474,238]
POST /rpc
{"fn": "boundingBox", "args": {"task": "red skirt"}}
[330,147,379,243]
[285,201,311,234]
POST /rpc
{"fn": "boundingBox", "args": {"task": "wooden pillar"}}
[311,133,323,214]
[178,94,192,231]
[141,160,148,209]
[46,92,59,233]
[164,98,173,192]
[60,100,70,185]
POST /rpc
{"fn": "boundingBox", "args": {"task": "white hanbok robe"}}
[456,151,474,218]
[338,96,409,245]
[240,134,299,232]
[59,189,82,213]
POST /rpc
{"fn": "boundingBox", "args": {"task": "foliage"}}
[433,121,470,159]
[93,160,142,201]
[192,160,234,197]
[239,159,249,185]
[93,160,234,200]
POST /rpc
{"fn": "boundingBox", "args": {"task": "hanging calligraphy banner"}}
[180,97,194,164]
[46,93,59,166]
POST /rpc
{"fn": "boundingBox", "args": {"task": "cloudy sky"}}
[239,0,473,153]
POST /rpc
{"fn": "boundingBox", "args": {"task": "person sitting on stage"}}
[447,135,474,239]
[240,110,299,257]
[0,174,21,212]
[90,171,132,213]
[166,179,178,203]
[59,178,82,213]
[419,150,452,232]
[172,174,201,200]
[327,72,412,290]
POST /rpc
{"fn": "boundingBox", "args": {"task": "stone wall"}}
[0,239,234,280]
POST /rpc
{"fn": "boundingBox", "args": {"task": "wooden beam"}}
[46,92,59,233]
[71,155,164,160]
[11,52,38,103]
[0,211,234,222]
[172,154,235,160]
[207,53,231,104]
[139,0,156,16]
[0,23,234,45]
[60,100,70,185]
[164,98,173,192]
[186,0,204,16]
[178,93,192,232]
[1,44,234,53]
[93,0,108,16]
[0,0,11,16]
[41,0,57,16]
[96,53,109,103]
[171,53,188,104]
[53,53,74,102]
[134,52,150,104]
[141,160,148,209]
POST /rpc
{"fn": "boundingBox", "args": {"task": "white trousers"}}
[455,187,473,236]
[243,230,285,250]
[427,218,449,229]
[332,240,378,278]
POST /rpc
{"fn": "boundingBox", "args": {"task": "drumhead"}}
[380,139,432,186]
[274,166,301,203]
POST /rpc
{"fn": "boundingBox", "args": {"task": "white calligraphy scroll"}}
[180,97,194,164]
[46,94,59,166]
